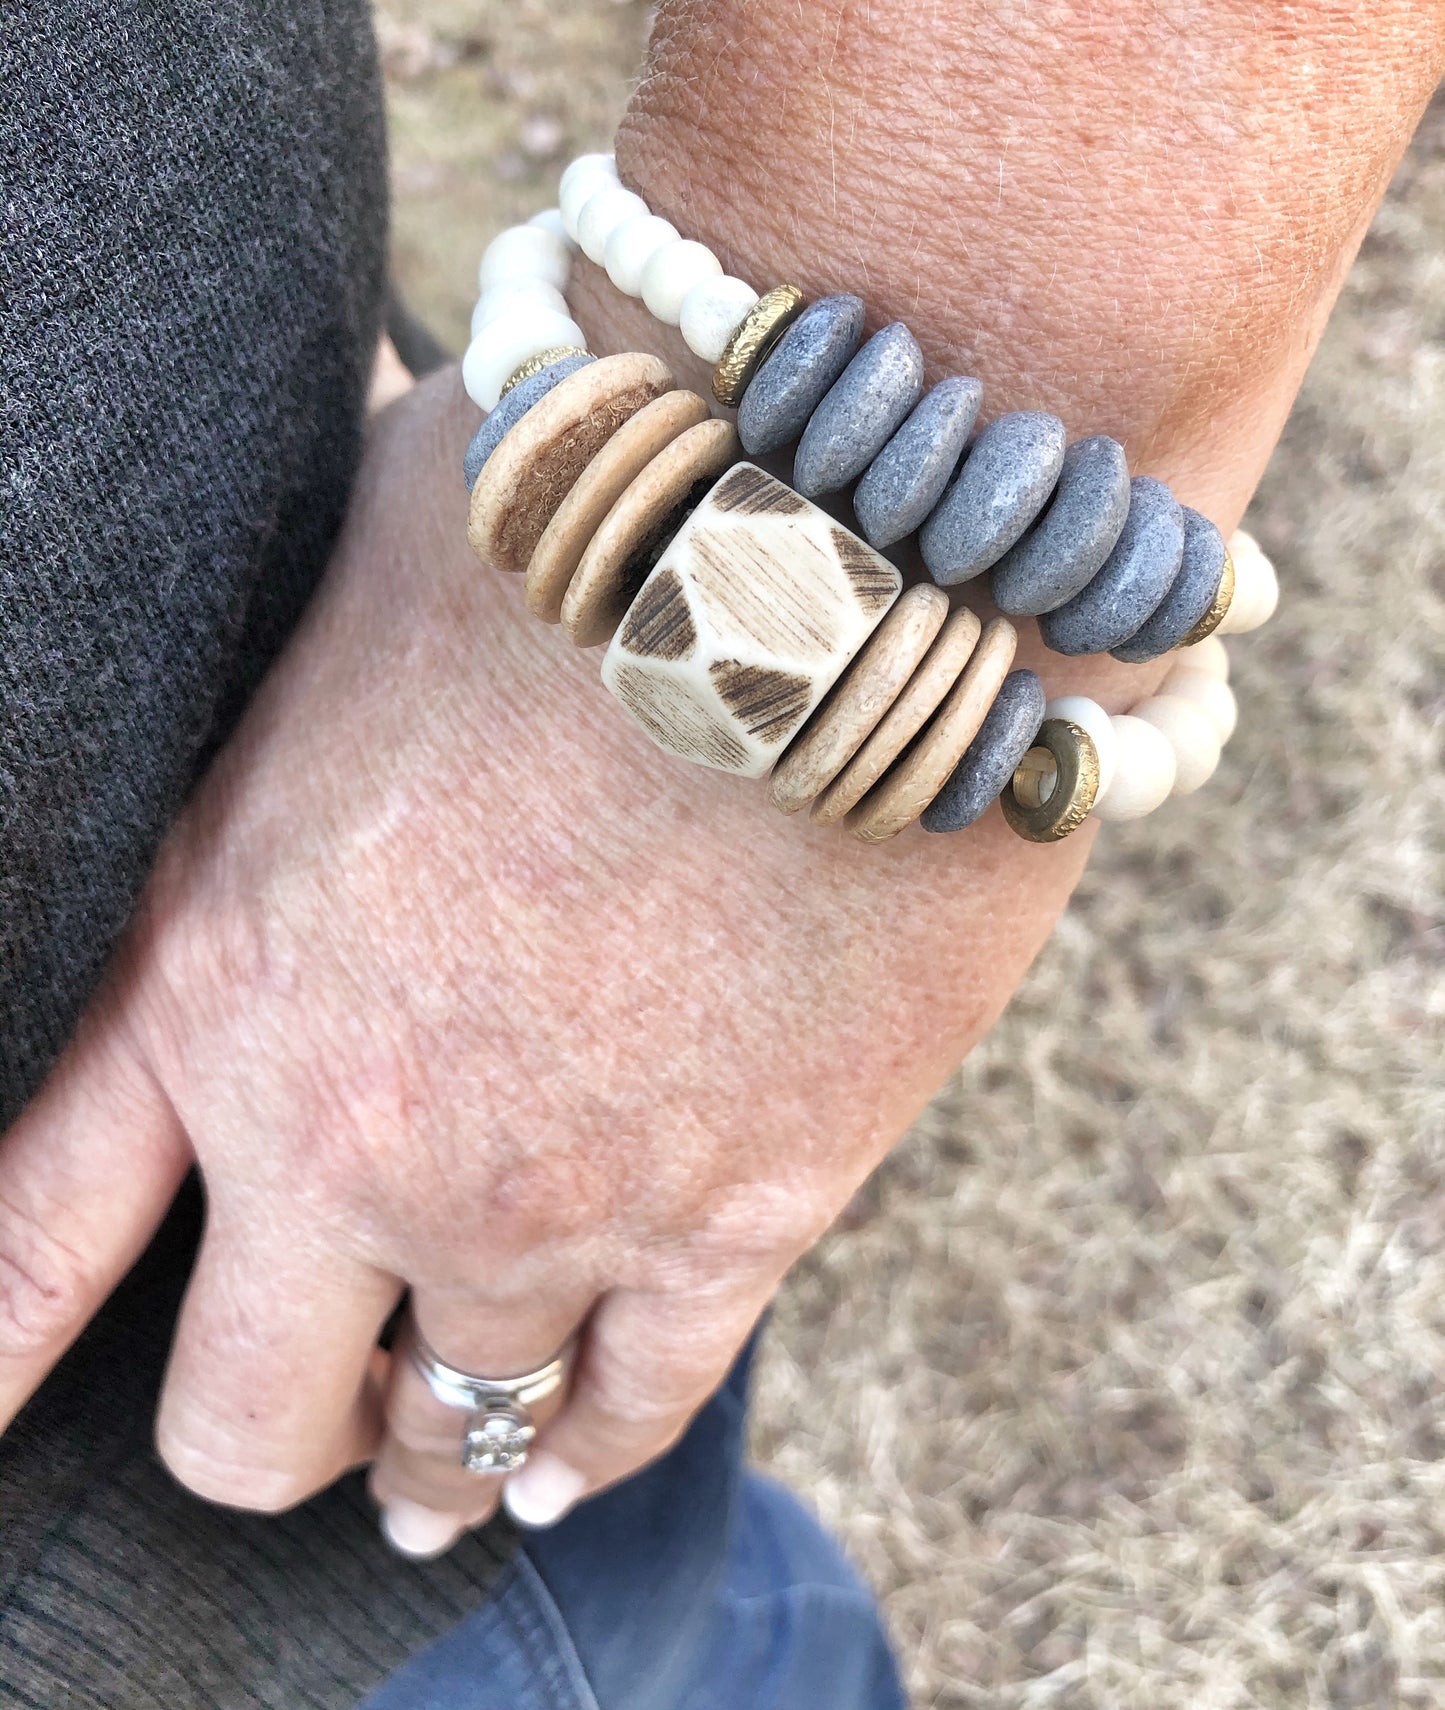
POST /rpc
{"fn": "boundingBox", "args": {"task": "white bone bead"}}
[471,280,571,340]
[602,464,901,778]
[680,276,762,364]
[527,208,578,254]
[560,152,617,198]
[478,225,573,294]
[1091,715,1177,822]
[1044,694,1118,806]
[1159,666,1238,744]
[575,186,651,265]
[641,240,724,328]
[560,165,625,240]
[1132,695,1222,795]
[1177,633,1230,680]
[1218,529,1279,634]
[604,213,681,297]
[462,308,588,410]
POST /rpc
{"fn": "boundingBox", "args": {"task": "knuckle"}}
[0,1196,94,1363]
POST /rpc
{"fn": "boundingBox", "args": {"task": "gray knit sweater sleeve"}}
[1,0,385,1124]
[1,8,521,1704]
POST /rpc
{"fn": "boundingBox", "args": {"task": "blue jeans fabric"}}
[362,1346,905,1710]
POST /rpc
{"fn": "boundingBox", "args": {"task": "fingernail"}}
[503,1452,587,1529]
[381,1498,464,1560]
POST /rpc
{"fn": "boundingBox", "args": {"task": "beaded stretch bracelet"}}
[455,154,1279,844]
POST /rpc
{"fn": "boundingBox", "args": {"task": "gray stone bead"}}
[852,376,983,549]
[1039,476,1185,656]
[737,294,866,457]
[921,669,1047,833]
[463,353,594,490]
[918,411,1067,586]
[989,435,1131,616]
[792,322,925,498]
[1110,508,1227,662]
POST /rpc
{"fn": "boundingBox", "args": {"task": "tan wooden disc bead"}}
[525,390,712,624]
[847,615,1018,843]
[810,605,982,826]
[467,353,674,575]
[769,584,950,814]
[561,417,741,648]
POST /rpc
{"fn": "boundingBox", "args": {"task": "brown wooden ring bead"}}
[1001,718,1101,843]
[500,345,592,398]
[561,418,742,648]
[846,616,1018,843]
[525,390,712,624]
[712,285,809,407]
[1177,550,1235,648]
[810,606,982,826]
[468,353,675,575]
[769,583,950,814]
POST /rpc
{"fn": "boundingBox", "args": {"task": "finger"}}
[155,1207,400,1513]
[502,1281,774,1532]
[0,1008,191,1430]
[370,1284,592,1559]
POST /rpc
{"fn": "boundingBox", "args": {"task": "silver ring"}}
[409,1326,571,1477]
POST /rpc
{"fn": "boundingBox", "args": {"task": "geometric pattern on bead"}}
[601,462,902,777]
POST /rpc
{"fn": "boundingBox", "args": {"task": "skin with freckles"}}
[0,0,1439,1546]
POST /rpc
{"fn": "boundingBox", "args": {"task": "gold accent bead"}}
[711,285,808,407]
[1002,719,1101,843]
[1176,551,1235,649]
[499,345,591,398]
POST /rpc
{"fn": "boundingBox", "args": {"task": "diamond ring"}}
[408,1324,571,1476]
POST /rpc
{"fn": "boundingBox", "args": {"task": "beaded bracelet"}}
[455,154,1279,844]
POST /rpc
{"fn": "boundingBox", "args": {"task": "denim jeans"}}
[362,1345,906,1710]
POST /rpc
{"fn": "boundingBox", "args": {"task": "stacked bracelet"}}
[456,151,1279,846]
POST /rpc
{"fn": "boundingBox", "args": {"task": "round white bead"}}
[1219,529,1279,634]
[478,225,573,294]
[470,280,571,340]
[559,152,617,199]
[461,308,587,411]
[1176,633,1230,680]
[679,276,761,364]
[575,186,651,264]
[603,212,681,297]
[1158,667,1238,744]
[1044,694,1118,806]
[1131,695,1223,795]
[527,208,578,254]
[641,239,724,327]
[1092,716,1178,822]
[560,166,626,241]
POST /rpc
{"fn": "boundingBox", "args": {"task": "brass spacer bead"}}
[499,345,591,399]
[1176,551,1236,649]
[711,285,809,407]
[1002,719,1102,843]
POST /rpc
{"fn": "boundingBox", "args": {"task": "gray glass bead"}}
[1110,507,1227,661]
[792,323,925,499]
[1039,476,1185,656]
[918,412,1067,586]
[738,294,866,457]
[463,353,594,490]
[989,435,1131,616]
[852,376,983,549]
[921,670,1047,833]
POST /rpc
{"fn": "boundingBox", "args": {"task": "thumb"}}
[0,995,190,1430]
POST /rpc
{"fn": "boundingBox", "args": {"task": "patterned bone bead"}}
[769,584,950,814]
[600,464,903,778]
[468,353,674,575]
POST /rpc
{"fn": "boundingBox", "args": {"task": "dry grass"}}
[377,9,1445,1701]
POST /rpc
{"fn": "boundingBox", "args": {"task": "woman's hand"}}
[0,368,1094,1546]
